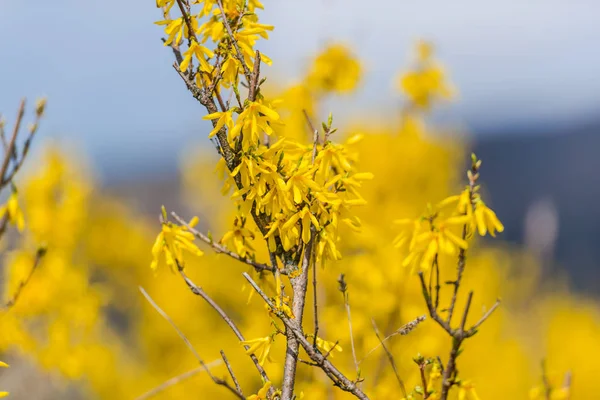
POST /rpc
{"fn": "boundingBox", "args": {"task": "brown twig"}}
[177,265,273,395]
[0,99,25,186]
[220,350,243,396]
[359,315,426,364]
[172,212,274,273]
[419,363,430,399]
[3,248,46,310]
[139,287,243,399]
[243,272,370,400]
[370,318,407,398]
[281,232,314,399]
[134,364,219,400]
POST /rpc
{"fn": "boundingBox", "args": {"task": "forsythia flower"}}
[314,336,342,357]
[473,200,504,237]
[151,214,204,271]
[230,101,280,150]
[0,361,8,398]
[240,335,274,366]
[0,190,25,232]
[398,40,453,109]
[457,380,480,400]
[179,41,214,72]
[247,381,272,400]
[220,217,255,258]
[307,44,361,94]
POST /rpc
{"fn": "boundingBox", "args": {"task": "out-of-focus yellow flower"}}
[240,335,274,366]
[0,361,8,398]
[397,41,453,109]
[151,214,203,272]
[307,44,361,94]
[0,190,25,232]
[457,380,480,400]
[246,380,271,400]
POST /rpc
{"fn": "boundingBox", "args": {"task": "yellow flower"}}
[230,101,280,150]
[247,381,272,400]
[399,215,469,271]
[307,44,362,94]
[179,41,214,72]
[457,380,480,400]
[0,361,8,398]
[220,218,255,258]
[151,214,204,272]
[397,41,453,109]
[314,336,342,357]
[473,200,504,237]
[203,109,235,138]
[240,336,274,366]
[0,190,25,232]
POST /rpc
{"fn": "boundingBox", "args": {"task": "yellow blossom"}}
[220,217,255,258]
[179,41,214,72]
[240,336,274,366]
[247,381,272,400]
[314,336,342,357]
[0,190,25,232]
[474,200,504,237]
[203,109,235,138]
[457,380,480,400]
[150,214,204,271]
[307,44,361,94]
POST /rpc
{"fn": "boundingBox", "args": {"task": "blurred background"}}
[2,0,599,292]
[1,1,600,399]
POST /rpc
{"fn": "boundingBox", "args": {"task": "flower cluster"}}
[154,0,372,272]
[394,154,503,272]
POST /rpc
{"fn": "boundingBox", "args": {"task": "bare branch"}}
[177,266,273,393]
[135,363,219,400]
[139,287,243,399]
[370,319,407,398]
[359,315,426,364]
[220,350,243,396]
[3,248,46,310]
[466,299,501,337]
[172,212,274,273]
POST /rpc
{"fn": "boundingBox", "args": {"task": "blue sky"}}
[1,0,599,182]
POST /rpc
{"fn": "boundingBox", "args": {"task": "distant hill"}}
[473,118,600,293]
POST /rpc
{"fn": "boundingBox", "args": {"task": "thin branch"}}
[370,319,407,398]
[177,265,273,393]
[135,363,219,400]
[343,289,359,378]
[243,272,370,400]
[359,315,426,364]
[0,99,25,186]
[172,212,274,273]
[139,287,243,399]
[418,272,453,335]
[3,248,46,310]
[220,350,243,396]
[418,360,430,399]
[465,299,501,337]
[248,50,261,102]
[460,291,473,332]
